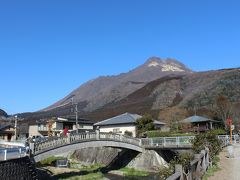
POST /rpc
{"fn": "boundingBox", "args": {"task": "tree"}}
[215,95,232,128]
[136,114,155,136]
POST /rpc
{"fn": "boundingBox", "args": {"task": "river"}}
[105,172,160,180]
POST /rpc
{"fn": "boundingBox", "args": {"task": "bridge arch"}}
[33,140,143,162]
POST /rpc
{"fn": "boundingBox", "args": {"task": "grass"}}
[202,165,221,180]
[120,167,149,177]
[38,156,66,166]
[202,156,221,180]
[78,163,104,171]
[58,172,104,180]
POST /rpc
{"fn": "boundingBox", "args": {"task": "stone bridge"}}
[30,132,196,162]
[1,132,235,162]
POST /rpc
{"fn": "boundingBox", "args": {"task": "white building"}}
[94,112,166,137]
[28,116,94,137]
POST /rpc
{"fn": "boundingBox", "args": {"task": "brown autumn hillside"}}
[19,67,240,126]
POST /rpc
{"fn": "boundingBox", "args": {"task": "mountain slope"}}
[0,109,8,117]
[80,68,240,121]
[44,57,192,112]
[20,67,240,123]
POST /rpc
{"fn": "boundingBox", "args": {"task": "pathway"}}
[208,144,240,180]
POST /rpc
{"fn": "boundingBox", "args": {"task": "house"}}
[0,124,15,141]
[94,112,166,137]
[179,115,220,132]
[28,116,94,137]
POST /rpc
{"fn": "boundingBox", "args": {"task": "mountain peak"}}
[145,56,192,72]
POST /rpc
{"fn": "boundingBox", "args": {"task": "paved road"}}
[209,144,240,180]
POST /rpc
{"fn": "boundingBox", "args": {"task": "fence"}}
[166,149,210,180]
[140,136,194,148]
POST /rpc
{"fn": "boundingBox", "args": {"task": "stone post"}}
[19,147,22,158]
[194,153,202,180]
[175,164,183,180]
[176,137,180,146]
[67,133,71,144]
[29,142,35,155]
[201,150,206,172]
[96,129,100,140]
[4,149,7,160]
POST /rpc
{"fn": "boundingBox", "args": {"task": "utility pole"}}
[71,96,79,134]
[14,115,18,140]
[75,103,78,134]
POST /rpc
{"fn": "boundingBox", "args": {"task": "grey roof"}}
[153,120,166,125]
[180,115,219,123]
[94,113,142,126]
[0,124,14,131]
[94,113,166,126]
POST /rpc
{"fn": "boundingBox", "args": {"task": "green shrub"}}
[124,130,133,137]
[38,156,65,166]
[159,166,174,180]
[136,114,155,136]
[146,130,195,137]
[159,153,194,180]
[208,129,226,135]
[170,153,194,169]
[192,132,222,159]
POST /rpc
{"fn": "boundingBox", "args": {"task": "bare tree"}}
[215,95,232,128]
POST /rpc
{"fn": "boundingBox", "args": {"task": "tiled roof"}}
[94,112,165,126]
[0,124,14,131]
[180,115,219,123]
[94,113,141,126]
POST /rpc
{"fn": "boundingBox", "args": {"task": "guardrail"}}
[0,147,27,161]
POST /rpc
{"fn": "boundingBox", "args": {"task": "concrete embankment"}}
[71,147,167,171]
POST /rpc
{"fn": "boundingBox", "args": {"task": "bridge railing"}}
[32,133,238,155]
[140,136,195,148]
[217,134,239,147]
[32,132,142,155]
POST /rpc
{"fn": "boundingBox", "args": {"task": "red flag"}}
[227,118,232,126]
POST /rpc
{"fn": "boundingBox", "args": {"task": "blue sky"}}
[0,0,239,114]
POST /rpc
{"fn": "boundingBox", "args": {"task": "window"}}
[113,128,120,133]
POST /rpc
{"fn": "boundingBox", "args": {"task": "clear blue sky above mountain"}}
[0,0,239,114]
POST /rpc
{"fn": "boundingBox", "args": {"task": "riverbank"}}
[37,165,157,180]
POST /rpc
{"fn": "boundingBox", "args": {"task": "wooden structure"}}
[0,125,15,141]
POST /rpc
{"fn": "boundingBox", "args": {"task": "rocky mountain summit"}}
[44,57,192,113]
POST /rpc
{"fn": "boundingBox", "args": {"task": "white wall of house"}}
[53,122,63,130]
[29,125,43,137]
[99,124,136,137]
[79,124,94,130]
